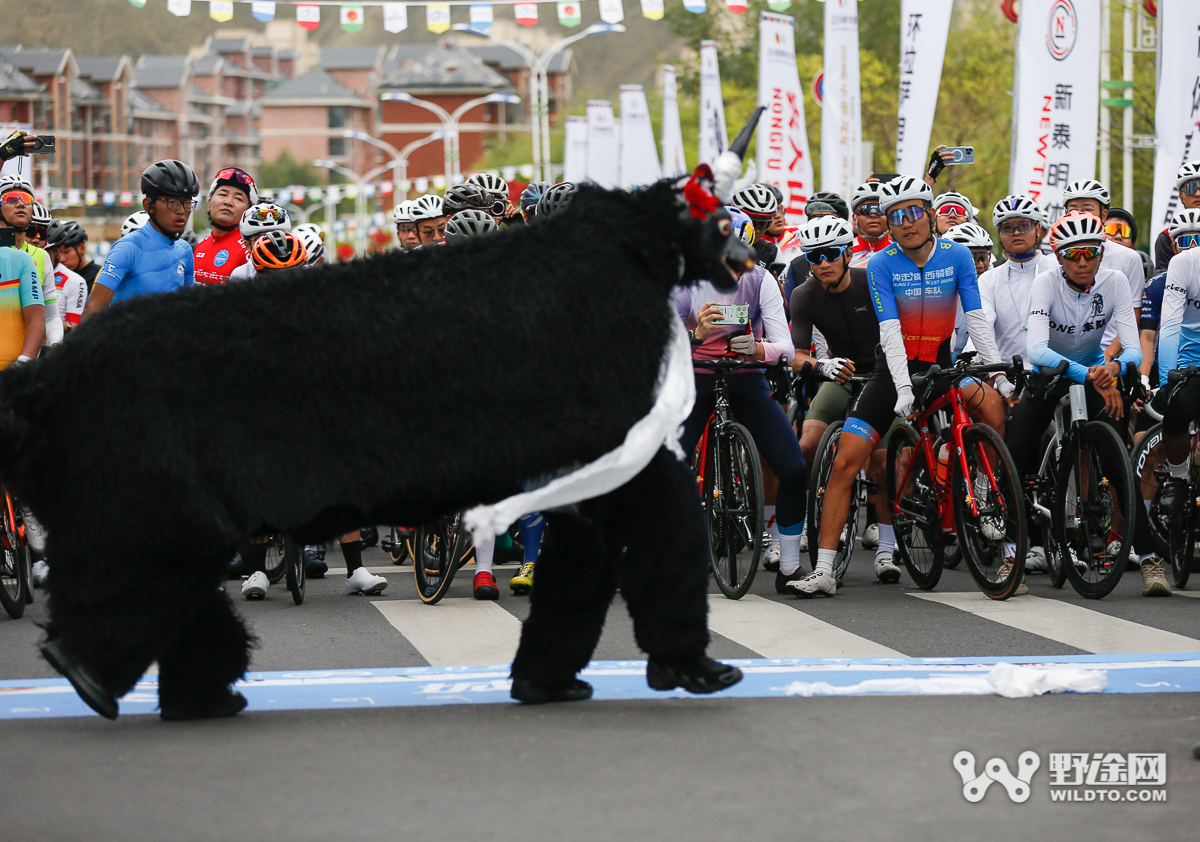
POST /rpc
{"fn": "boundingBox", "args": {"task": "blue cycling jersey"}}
[96,223,194,304]
[866,238,981,363]
[1141,271,1166,327]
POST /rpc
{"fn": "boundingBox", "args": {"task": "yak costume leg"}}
[156,588,253,720]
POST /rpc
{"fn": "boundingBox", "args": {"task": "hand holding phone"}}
[712,304,749,326]
[943,146,974,165]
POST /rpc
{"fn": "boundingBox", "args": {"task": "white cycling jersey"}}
[1098,238,1147,346]
[227,262,256,283]
[1027,266,1140,383]
[52,262,87,328]
[976,253,1059,365]
[1157,244,1200,383]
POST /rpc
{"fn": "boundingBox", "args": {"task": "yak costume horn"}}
[712,105,766,203]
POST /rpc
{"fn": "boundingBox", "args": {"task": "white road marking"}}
[911,592,1200,653]
[372,599,522,666]
[1172,589,1200,599]
[706,594,904,658]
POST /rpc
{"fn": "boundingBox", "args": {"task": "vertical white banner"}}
[698,41,728,167]
[586,101,619,188]
[895,0,954,177]
[618,85,662,188]
[563,116,589,183]
[661,65,687,176]
[758,12,815,226]
[1152,0,1200,230]
[821,0,862,198]
[1009,0,1100,220]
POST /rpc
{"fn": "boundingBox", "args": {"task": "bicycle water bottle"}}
[1068,384,1088,427]
[936,443,951,487]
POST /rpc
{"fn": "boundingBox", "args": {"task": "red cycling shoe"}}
[472,571,500,600]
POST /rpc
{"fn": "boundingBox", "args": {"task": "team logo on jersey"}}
[1090,293,1104,316]
[213,249,230,268]
[177,262,185,277]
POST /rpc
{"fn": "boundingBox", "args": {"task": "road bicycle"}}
[0,487,30,620]
[409,512,477,605]
[887,355,1028,599]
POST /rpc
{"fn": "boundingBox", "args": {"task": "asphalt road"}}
[1,542,1197,841]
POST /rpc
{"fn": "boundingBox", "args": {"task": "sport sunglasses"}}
[1182,181,1200,195]
[1057,245,1103,261]
[888,206,927,226]
[215,167,255,187]
[804,244,849,265]
[855,203,883,217]
[1176,233,1200,250]
[25,223,48,238]
[997,218,1037,236]
[936,203,968,217]
[1,189,34,206]
[1104,221,1132,239]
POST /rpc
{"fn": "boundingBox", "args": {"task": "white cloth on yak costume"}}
[464,306,696,542]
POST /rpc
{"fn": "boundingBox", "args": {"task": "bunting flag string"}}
[296,2,320,29]
[382,2,407,31]
[210,1,235,22]
[251,0,276,21]
[557,1,581,27]
[341,4,365,31]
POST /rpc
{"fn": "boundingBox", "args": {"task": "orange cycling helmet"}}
[251,229,307,271]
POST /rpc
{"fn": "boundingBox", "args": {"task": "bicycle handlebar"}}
[692,358,774,372]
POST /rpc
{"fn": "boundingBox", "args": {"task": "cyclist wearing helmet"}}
[55,219,100,292]
[677,207,809,594]
[465,172,522,225]
[82,160,198,324]
[293,223,326,266]
[194,167,257,285]
[535,182,577,219]
[393,201,420,250]
[26,201,51,250]
[520,181,550,220]
[410,193,447,246]
[849,182,891,267]
[1156,161,1200,273]
[932,191,977,235]
[1104,207,1151,279]
[731,183,778,237]
[228,203,290,282]
[1141,210,1200,396]
[0,216,44,367]
[45,220,88,331]
[809,191,850,222]
[790,175,1010,598]
[443,183,490,216]
[121,211,150,238]
[444,209,499,244]
[944,223,995,278]
[1,176,62,343]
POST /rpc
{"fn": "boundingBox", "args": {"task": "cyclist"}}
[1140,209,1200,397]
[1105,207,1152,280]
[410,194,447,246]
[945,222,995,278]
[757,182,802,258]
[54,218,100,292]
[443,208,498,244]
[227,202,291,283]
[0,175,62,346]
[535,182,576,218]
[294,223,326,266]
[932,191,978,235]
[26,201,51,250]
[465,172,523,225]
[0,223,45,367]
[194,167,257,285]
[44,220,88,331]
[81,160,198,324]
[731,183,779,240]
[849,182,891,268]
[1155,162,1200,273]
[677,207,808,593]
[789,176,1010,597]
[393,200,420,250]
[520,181,550,221]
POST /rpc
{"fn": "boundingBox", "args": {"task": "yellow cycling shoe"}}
[510,561,535,595]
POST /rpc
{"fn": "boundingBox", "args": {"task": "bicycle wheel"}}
[383,526,411,565]
[943,541,962,570]
[1056,421,1135,599]
[413,513,466,605]
[887,424,944,590]
[263,533,288,584]
[1134,424,1197,589]
[283,536,305,605]
[706,422,763,599]
[806,421,857,582]
[952,424,1028,600]
[0,504,27,619]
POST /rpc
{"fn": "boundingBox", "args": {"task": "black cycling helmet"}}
[141,159,199,198]
[443,183,489,215]
[535,182,576,218]
[180,228,200,248]
[445,209,499,243]
[46,219,87,250]
[520,181,550,212]
[809,191,850,221]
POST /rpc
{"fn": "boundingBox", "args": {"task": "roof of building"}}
[191,54,223,77]
[377,40,511,91]
[383,43,571,75]
[0,46,73,77]
[208,36,253,55]
[129,88,170,115]
[251,46,277,58]
[68,74,102,103]
[0,56,42,95]
[320,46,387,71]
[135,55,190,89]
[76,57,130,84]
[260,68,370,105]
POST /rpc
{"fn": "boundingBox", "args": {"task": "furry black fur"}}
[0,180,739,715]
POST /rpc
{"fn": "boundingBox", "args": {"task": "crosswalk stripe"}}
[1173,589,1199,599]
[706,594,905,658]
[372,599,522,667]
[910,592,1200,653]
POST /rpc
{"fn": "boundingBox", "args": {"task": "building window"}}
[328,107,346,157]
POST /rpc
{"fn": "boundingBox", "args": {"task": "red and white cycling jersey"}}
[53,263,87,327]
[193,228,248,286]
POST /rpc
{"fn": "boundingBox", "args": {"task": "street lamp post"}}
[379,92,520,185]
[344,129,445,198]
[453,23,624,182]
[315,158,368,257]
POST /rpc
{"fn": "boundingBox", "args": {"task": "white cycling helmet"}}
[730,183,779,220]
[0,173,33,194]
[932,191,978,222]
[1062,178,1111,209]
[799,216,854,251]
[29,201,51,226]
[1175,161,1200,190]
[1168,208,1200,240]
[293,223,325,265]
[944,222,993,250]
[1049,210,1105,250]
[445,208,499,244]
[409,193,445,221]
[121,210,150,237]
[465,172,508,201]
[239,202,290,238]
[392,200,413,225]
[851,181,882,211]
[992,194,1048,228]
[878,175,934,213]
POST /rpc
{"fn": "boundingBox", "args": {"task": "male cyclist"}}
[932,191,978,235]
[54,219,100,292]
[0,224,45,367]
[945,223,995,279]
[227,202,291,283]
[393,200,420,250]
[81,160,198,324]
[0,175,62,345]
[849,182,891,268]
[520,181,549,221]
[194,167,257,285]
[44,221,88,331]
[789,176,1010,597]
[1140,209,1200,397]
[410,194,447,246]
[1155,162,1200,273]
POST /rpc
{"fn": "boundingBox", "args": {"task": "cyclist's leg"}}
[679,374,718,456]
[472,534,499,600]
[1003,387,1059,485]
[960,377,1008,437]
[342,529,387,594]
[799,381,851,464]
[510,512,543,593]
[1160,377,1200,470]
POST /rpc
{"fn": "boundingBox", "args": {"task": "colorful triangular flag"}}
[682,0,706,13]
[209,1,233,22]
[598,0,624,23]
[470,3,493,32]
[725,0,746,13]
[640,0,664,21]
[558,2,581,27]
[383,3,407,33]
[296,3,320,30]
[340,5,364,32]
[767,0,791,9]
[251,0,275,22]
[127,0,146,8]
[426,4,450,33]
[515,3,539,26]
[85,189,98,206]
[119,190,133,207]
[102,190,116,206]
[167,0,191,17]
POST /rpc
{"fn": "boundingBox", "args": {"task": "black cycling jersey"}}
[78,260,100,293]
[789,267,879,373]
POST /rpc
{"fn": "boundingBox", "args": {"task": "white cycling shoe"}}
[346,567,388,595]
[1024,546,1048,573]
[874,551,902,584]
[861,522,880,549]
[786,569,837,598]
[241,570,269,600]
[31,559,49,588]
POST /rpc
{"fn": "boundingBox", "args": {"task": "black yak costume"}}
[0,112,765,719]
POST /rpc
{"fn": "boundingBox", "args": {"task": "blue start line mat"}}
[2,653,1198,720]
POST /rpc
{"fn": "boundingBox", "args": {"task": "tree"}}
[257,151,322,189]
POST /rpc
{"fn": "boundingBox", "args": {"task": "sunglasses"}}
[25,224,48,238]
[248,207,283,223]
[936,204,968,217]
[1104,221,1132,238]
[1,190,33,206]
[1176,233,1200,250]
[971,250,993,266]
[855,203,883,217]
[216,167,255,187]
[804,244,849,265]
[997,218,1036,236]
[1057,245,1103,261]
[1182,181,1200,196]
[888,206,927,226]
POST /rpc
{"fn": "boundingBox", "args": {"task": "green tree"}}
[257,151,322,190]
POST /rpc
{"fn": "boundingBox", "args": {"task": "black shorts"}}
[843,360,960,446]
[1162,376,1200,436]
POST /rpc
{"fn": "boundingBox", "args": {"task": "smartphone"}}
[870,173,900,183]
[31,135,55,154]
[944,146,975,165]
[0,228,17,248]
[712,304,749,326]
